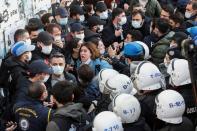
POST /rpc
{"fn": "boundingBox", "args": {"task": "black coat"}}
[137,89,163,129]
[101,23,123,47]
[174,84,197,125]
[123,117,152,131]
[157,117,194,131]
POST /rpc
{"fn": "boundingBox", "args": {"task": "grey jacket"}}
[46,103,87,131]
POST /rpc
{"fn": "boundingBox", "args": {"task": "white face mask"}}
[52,65,64,75]
[25,39,32,45]
[185,11,193,19]
[132,20,142,29]
[42,45,52,55]
[98,25,104,32]
[79,15,85,22]
[43,75,50,83]
[26,52,32,62]
[54,36,62,41]
[100,11,108,20]
[119,16,127,25]
[76,33,85,40]
[59,18,68,25]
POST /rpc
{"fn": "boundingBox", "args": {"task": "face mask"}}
[42,75,50,83]
[97,25,104,32]
[90,10,95,15]
[132,20,142,29]
[100,11,108,20]
[42,45,52,55]
[79,15,85,22]
[111,2,117,9]
[59,18,68,25]
[54,36,61,41]
[25,39,32,45]
[100,49,105,55]
[26,53,32,62]
[119,16,127,25]
[76,33,84,40]
[52,66,64,75]
[185,11,193,19]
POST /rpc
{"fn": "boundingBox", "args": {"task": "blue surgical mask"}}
[59,18,68,25]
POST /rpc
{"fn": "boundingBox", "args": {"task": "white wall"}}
[0,0,52,59]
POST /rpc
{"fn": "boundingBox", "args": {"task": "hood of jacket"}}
[54,102,87,122]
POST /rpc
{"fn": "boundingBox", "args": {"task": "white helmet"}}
[155,89,185,124]
[98,69,119,94]
[105,74,137,100]
[167,59,191,86]
[133,61,165,90]
[135,41,150,60]
[92,111,124,131]
[112,94,141,124]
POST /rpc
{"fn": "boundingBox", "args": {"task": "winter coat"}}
[13,97,51,131]
[46,103,89,131]
[151,31,175,66]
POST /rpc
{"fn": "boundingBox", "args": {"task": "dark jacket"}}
[137,89,163,129]
[174,84,197,125]
[15,76,32,103]
[3,56,28,97]
[101,23,123,47]
[123,117,152,131]
[13,97,51,131]
[46,103,88,131]
[157,117,194,131]
[151,31,175,66]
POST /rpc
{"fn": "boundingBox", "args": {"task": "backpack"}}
[51,114,92,131]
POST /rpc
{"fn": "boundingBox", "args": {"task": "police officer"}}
[13,82,52,131]
[155,90,194,131]
[167,59,197,125]
[133,61,165,129]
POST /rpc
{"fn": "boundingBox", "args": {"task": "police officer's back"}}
[13,82,51,131]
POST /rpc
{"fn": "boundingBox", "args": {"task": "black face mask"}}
[31,38,37,44]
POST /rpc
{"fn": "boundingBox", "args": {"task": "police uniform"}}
[13,97,52,131]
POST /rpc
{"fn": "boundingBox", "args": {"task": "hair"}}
[131,10,145,19]
[14,29,28,42]
[112,8,124,20]
[41,13,53,25]
[51,80,75,104]
[79,42,100,60]
[49,52,65,63]
[46,23,62,34]
[161,4,174,15]
[129,1,140,13]
[169,11,184,25]
[155,18,170,34]
[28,82,45,99]
[127,30,143,41]
[77,64,94,83]
[64,37,81,57]
[89,37,101,46]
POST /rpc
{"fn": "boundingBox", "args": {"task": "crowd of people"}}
[0,0,197,130]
